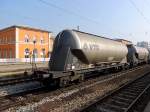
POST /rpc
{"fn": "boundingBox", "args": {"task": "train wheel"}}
[59,77,70,87]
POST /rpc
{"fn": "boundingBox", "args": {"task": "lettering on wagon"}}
[83,43,99,51]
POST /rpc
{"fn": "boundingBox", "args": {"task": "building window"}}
[33,48,38,58]
[1,37,3,44]
[33,36,37,44]
[41,48,46,58]
[0,48,1,58]
[7,37,10,43]
[5,37,7,44]
[8,37,11,44]
[3,37,5,43]
[24,48,30,58]
[6,49,8,58]
[25,34,29,43]
[9,49,12,58]
[3,49,6,58]
[40,37,44,44]
[3,49,5,58]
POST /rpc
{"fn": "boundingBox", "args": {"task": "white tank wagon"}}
[49,30,128,71]
[36,30,149,87]
[134,46,149,62]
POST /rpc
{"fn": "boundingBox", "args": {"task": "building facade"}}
[137,41,149,49]
[0,25,54,62]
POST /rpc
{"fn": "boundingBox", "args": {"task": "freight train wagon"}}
[35,30,149,87]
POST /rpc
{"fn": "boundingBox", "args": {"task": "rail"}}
[81,71,150,112]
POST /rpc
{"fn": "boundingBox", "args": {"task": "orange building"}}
[0,25,54,62]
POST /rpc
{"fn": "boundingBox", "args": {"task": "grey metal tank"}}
[49,30,128,71]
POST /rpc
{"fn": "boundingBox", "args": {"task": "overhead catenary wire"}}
[37,0,128,38]
[37,0,103,25]
[128,0,150,25]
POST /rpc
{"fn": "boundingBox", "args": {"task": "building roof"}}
[0,25,52,33]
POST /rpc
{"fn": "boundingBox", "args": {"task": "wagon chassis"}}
[36,63,129,87]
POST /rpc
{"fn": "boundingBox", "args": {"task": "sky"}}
[1,0,150,43]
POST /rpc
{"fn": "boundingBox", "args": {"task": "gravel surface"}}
[4,65,150,112]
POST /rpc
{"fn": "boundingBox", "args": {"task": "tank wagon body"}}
[50,30,128,71]
[134,46,149,62]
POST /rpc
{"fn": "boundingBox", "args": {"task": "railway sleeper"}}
[107,99,129,107]
[114,94,135,101]
[123,88,142,93]
[125,84,150,112]
[125,88,145,93]
[125,87,144,92]
[104,100,129,109]
[112,96,133,103]
[130,82,147,86]
[117,93,137,99]
[132,80,147,83]
[97,103,125,112]
[129,85,147,89]
[120,91,138,96]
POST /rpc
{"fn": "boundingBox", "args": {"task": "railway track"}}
[0,82,46,111]
[0,68,47,86]
[0,74,40,86]
[1,65,148,112]
[81,70,150,112]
